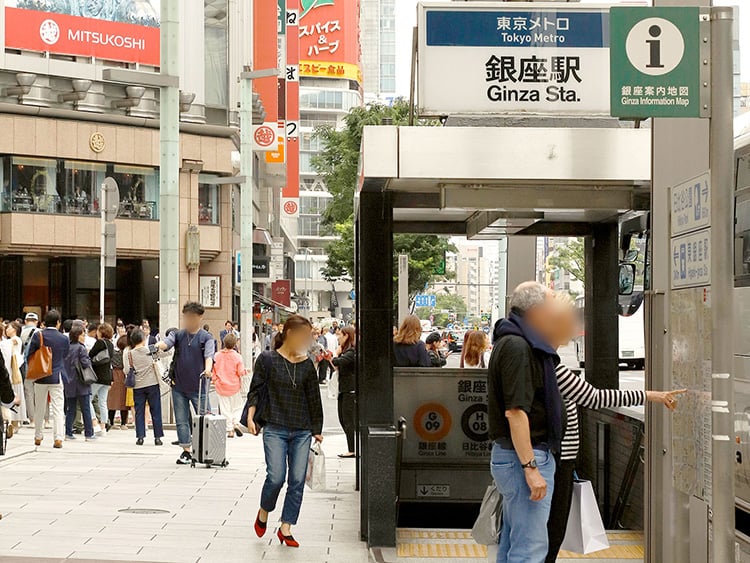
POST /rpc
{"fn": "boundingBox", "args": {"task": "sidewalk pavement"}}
[0,393,369,563]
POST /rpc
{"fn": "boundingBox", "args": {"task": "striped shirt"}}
[557,364,645,461]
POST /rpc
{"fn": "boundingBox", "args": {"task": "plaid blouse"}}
[249,351,324,435]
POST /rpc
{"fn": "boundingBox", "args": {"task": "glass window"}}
[7,157,60,213]
[198,175,220,225]
[62,160,106,215]
[112,165,159,220]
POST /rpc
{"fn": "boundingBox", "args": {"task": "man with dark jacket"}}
[27,310,70,449]
[488,282,563,562]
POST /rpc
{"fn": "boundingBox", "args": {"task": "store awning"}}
[253,228,273,246]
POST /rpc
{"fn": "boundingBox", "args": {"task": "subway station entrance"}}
[354,123,651,548]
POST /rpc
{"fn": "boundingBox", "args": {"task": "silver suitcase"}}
[191,377,228,468]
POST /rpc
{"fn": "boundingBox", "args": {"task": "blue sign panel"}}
[415,294,437,308]
[426,10,608,49]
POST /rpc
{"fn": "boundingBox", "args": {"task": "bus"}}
[573,292,646,370]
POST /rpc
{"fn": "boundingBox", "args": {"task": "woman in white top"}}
[459,330,490,368]
[0,321,26,433]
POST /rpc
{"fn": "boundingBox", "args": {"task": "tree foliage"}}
[548,238,585,284]
[312,99,455,294]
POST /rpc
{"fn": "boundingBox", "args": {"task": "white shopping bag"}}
[327,372,338,400]
[486,543,498,562]
[305,442,326,491]
[471,484,502,545]
[560,479,610,554]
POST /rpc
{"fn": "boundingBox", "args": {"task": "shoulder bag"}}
[26,331,52,380]
[240,351,273,429]
[124,350,136,388]
[91,343,111,366]
[76,361,98,386]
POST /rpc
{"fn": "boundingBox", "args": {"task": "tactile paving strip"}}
[396,529,644,559]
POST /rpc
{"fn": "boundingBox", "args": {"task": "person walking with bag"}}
[247,315,324,548]
[27,310,69,449]
[332,326,356,459]
[0,321,26,436]
[63,323,97,442]
[123,328,164,446]
[212,333,246,438]
[89,322,114,435]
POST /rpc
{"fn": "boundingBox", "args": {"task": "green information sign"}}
[278,0,286,34]
[610,7,703,118]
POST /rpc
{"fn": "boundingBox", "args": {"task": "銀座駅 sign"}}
[417,2,610,115]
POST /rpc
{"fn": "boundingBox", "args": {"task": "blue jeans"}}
[90,383,109,425]
[134,384,164,439]
[261,423,312,525]
[65,394,94,438]
[491,444,556,563]
[172,387,209,447]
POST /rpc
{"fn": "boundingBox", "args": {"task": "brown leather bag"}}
[26,330,52,380]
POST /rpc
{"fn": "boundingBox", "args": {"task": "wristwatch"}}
[521,457,538,470]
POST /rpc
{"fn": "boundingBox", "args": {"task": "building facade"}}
[294,0,362,322]
[0,1,291,334]
[360,0,396,101]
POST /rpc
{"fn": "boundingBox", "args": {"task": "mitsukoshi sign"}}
[4,0,160,65]
[418,2,610,115]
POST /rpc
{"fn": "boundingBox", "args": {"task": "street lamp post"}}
[239,67,277,359]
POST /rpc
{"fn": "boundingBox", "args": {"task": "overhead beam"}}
[391,191,442,208]
[516,222,596,237]
[443,186,638,211]
[393,221,466,235]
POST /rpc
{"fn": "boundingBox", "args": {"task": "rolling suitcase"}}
[191,376,228,468]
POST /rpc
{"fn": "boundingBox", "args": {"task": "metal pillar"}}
[239,68,276,359]
[505,236,536,308]
[398,254,409,323]
[584,224,619,390]
[159,0,181,333]
[708,6,735,560]
[357,190,394,546]
[239,75,254,360]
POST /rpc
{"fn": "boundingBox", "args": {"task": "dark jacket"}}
[63,341,93,398]
[89,339,114,385]
[428,349,447,368]
[332,347,356,393]
[0,353,14,405]
[27,328,70,385]
[393,341,431,368]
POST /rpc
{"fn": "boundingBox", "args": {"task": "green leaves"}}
[548,238,585,284]
[301,0,335,19]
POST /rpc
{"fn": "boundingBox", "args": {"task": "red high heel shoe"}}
[277,529,300,548]
[254,511,267,538]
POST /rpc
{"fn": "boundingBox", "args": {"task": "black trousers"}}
[318,360,331,383]
[108,409,129,426]
[546,457,577,562]
[337,392,356,453]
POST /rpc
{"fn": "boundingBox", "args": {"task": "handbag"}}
[149,351,171,396]
[560,478,610,555]
[91,347,110,366]
[26,331,52,380]
[471,483,503,545]
[124,351,136,389]
[9,354,22,385]
[240,351,273,430]
[76,362,98,386]
[305,442,326,491]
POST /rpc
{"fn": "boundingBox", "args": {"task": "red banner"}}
[299,0,360,67]
[283,0,300,216]
[253,0,278,122]
[272,280,292,308]
[4,7,159,65]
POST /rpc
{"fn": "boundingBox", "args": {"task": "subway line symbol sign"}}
[610,7,702,118]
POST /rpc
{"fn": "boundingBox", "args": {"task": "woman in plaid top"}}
[247,315,324,548]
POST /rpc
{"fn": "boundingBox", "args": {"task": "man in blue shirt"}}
[27,310,70,450]
[157,302,215,465]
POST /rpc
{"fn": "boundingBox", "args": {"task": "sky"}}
[394,0,750,97]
